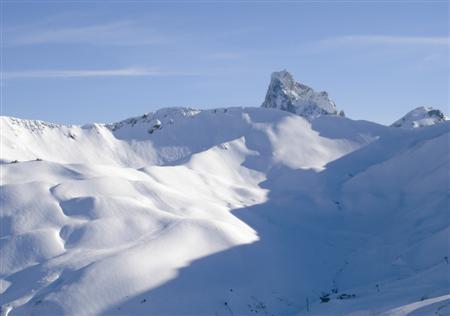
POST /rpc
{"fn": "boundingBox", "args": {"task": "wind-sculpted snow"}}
[391,106,449,129]
[0,107,360,168]
[0,107,449,315]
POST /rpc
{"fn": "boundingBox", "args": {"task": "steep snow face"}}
[391,106,449,129]
[1,107,449,316]
[261,70,343,120]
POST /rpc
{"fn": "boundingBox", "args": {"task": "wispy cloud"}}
[3,67,195,79]
[314,35,450,47]
[8,21,163,46]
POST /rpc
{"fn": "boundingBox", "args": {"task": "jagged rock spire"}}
[261,70,343,120]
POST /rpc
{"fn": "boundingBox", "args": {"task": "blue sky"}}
[2,1,449,125]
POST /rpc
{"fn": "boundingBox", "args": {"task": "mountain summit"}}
[391,106,449,129]
[261,70,344,120]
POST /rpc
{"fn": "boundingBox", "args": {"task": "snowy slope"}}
[1,106,449,316]
[391,106,449,129]
[1,107,362,168]
[261,70,344,120]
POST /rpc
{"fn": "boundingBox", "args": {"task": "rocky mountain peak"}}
[261,70,343,120]
[391,106,448,129]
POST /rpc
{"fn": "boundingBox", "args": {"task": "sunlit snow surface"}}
[1,107,449,315]
[391,106,449,129]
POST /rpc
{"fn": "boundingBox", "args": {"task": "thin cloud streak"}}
[3,68,196,79]
[316,35,450,47]
[9,21,163,46]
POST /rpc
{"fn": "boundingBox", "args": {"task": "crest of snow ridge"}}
[391,106,449,129]
[261,70,344,120]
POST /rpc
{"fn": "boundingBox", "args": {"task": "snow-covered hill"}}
[1,103,449,315]
[0,107,363,168]
[261,70,344,120]
[391,106,449,129]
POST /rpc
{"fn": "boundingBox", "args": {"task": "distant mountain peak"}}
[261,70,344,120]
[270,70,295,87]
[391,106,449,129]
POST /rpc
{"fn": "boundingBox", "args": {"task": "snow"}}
[391,106,449,129]
[1,104,449,315]
[380,294,450,316]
